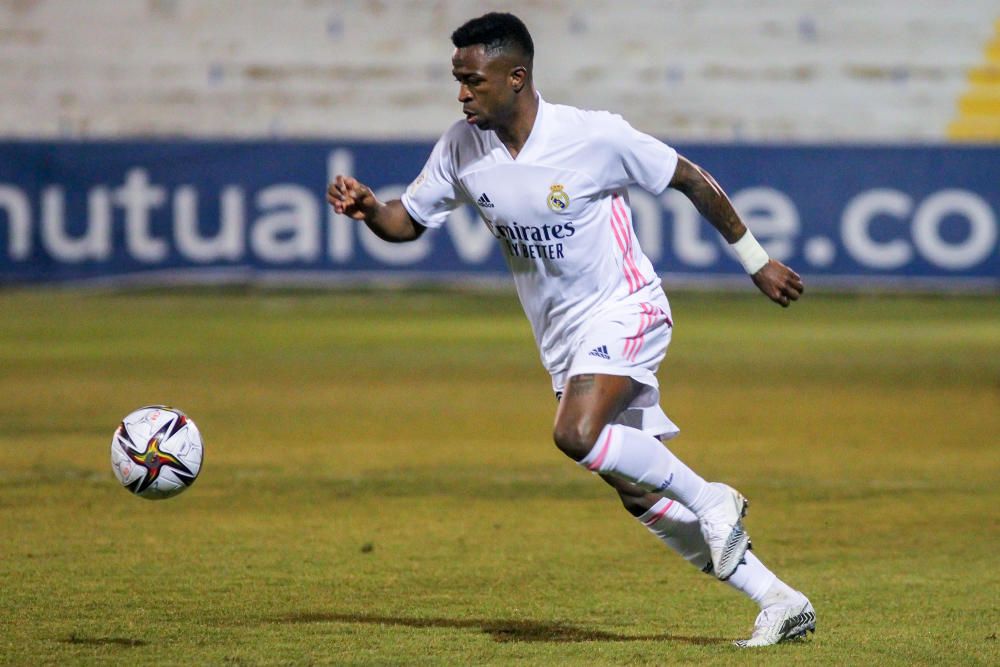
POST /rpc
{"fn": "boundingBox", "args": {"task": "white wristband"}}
[730,229,769,275]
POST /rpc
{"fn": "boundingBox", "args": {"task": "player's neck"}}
[495,90,539,160]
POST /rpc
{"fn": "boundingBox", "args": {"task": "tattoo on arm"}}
[672,158,745,243]
[567,374,596,397]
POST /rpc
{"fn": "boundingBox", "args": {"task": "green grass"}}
[0,288,997,665]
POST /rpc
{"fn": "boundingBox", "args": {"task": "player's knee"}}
[552,420,602,462]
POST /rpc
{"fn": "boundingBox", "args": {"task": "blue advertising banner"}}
[0,141,997,288]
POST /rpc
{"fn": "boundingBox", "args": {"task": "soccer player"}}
[327,12,814,647]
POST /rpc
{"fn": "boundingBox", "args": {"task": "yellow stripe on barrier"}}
[958,91,1000,115]
[967,66,1000,86]
[948,19,1000,141]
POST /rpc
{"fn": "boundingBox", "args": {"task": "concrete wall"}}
[0,0,995,141]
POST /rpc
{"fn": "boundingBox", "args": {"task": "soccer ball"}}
[110,405,204,500]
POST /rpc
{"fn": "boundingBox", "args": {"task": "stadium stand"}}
[0,1,996,141]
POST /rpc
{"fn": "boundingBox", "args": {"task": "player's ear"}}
[509,66,527,93]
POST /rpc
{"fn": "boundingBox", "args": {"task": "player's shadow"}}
[61,634,147,647]
[278,611,724,645]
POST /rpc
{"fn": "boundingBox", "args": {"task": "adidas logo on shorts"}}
[588,345,610,359]
[477,193,495,208]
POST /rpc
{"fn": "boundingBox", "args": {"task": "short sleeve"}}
[401,131,465,229]
[600,114,679,195]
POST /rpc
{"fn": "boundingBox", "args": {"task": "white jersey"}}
[401,94,679,375]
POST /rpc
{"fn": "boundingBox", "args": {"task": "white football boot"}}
[734,595,816,648]
[697,483,750,581]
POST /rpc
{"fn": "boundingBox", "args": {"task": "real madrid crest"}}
[547,184,570,212]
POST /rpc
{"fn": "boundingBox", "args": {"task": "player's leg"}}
[552,373,749,579]
[634,486,815,647]
[601,472,811,630]
[601,475,795,608]
[599,473,711,566]
[599,473,655,516]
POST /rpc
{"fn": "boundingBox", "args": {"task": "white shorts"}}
[551,298,680,441]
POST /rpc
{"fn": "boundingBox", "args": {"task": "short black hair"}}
[451,12,534,61]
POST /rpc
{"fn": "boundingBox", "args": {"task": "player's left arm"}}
[669,155,804,307]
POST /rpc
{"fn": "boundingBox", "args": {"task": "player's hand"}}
[327,175,379,221]
[751,259,804,307]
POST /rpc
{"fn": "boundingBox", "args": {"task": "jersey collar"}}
[493,91,547,163]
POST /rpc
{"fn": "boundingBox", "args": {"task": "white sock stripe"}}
[637,497,711,568]
[579,423,709,507]
[640,498,675,527]
[638,496,673,523]
[581,424,617,471]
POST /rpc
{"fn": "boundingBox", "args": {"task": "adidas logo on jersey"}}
[588,345,610,359]
[477,193,495,208]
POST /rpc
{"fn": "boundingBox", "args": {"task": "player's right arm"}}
[669,156,804,307]
[326,175,426,242]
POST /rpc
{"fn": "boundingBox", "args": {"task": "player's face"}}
[452,46,520,131]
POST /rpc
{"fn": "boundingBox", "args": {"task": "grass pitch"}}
[0,287,997,666]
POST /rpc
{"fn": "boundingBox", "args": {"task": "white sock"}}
[725,552,778,606]
[580,424,723,513]
[638,497,793,608]
[758,574,802,609]
[637,497,711,568]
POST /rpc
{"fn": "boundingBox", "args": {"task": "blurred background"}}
[0,0,997,287]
